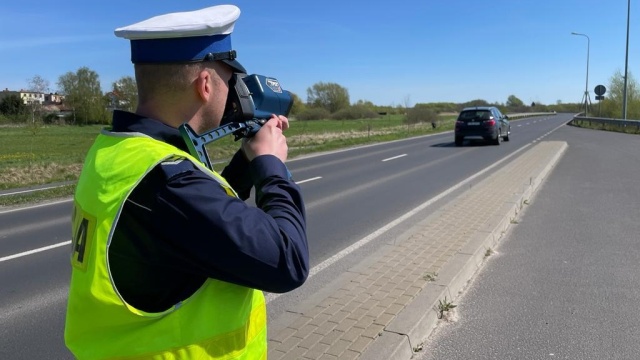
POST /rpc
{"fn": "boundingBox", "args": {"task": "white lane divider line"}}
[0,241,71,263]
[382,154,407,162]
[296,176,322,184]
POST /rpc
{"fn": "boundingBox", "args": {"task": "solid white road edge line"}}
[382,154,407,162]
[0,184,67,198]
[265,120,571,303]
[0,241,71,263]
[265,142,536,304]
[0,199,73,215]
[296,176,322,184]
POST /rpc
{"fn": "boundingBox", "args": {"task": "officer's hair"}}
[134,63,207,104]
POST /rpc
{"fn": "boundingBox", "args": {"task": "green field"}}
[0,125,99,190]
[0,115,456,206]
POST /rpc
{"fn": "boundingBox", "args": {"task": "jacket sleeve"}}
[153,155,308,293]
[220,150,253,201]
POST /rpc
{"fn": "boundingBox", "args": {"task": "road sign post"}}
[595,85,606,117]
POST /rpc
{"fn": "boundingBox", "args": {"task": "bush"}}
[413,102,458,114]
[296,107,331,121]
[43,113,66,125]
[331,105,380,120]
[0,112,29,124]
[405,107,437,125]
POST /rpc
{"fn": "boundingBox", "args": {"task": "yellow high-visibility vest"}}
[65,130,266,360]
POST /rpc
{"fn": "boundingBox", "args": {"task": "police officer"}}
[64,5,308,359]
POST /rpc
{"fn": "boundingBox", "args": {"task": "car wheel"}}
[455,136,463,146]
[492,129,501,145]
[503,126,510,141]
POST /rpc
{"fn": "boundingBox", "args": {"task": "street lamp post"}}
[622,0,630,120]
[571,32,590,116]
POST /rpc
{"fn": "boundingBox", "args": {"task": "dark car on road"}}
[454,106,510,146]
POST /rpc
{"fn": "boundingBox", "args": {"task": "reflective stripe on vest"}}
[65,130,266,360]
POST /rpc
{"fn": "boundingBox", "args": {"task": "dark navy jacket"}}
[106,110,308,312]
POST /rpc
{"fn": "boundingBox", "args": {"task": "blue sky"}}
[1,1,637,107]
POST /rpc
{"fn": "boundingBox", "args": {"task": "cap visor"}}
[223,59,246,74]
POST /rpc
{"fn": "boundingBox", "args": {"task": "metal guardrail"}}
[571,116,640,130]
[506,112,557,120]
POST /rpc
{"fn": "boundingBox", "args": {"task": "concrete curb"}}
[360,141,568,359]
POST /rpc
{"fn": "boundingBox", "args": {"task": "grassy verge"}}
[0,185,76,207]
[0,115,456,206]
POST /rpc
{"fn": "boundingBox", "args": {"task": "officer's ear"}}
[195,69,214,103]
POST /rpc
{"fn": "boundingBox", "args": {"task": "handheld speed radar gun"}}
[180,74,294,170]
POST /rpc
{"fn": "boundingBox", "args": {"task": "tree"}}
[111,76,138,112]
[27,75,50,94]
[460,99,490,110]
[403,95,412,110]
[600,69,640,119]
[506,95,524,108]
[0,94,27,116]
[26,75,51,123]
[288,91,306,116]
[355,99,375,108]
[57,67,110,124]
[306,82,350,113]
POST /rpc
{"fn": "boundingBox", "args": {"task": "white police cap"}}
[114,4,246,73]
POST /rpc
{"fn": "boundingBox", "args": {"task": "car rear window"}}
[458,110,491,121]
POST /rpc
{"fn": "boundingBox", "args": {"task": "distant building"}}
[19,90,45,105]
[105,90,131,110]
[45,93,64,104]
[0,88,64,105]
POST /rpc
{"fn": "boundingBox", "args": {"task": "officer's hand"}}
[242,115,288,163]
[275,114,289,131]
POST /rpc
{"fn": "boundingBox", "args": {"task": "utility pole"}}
[622,0,630,119]
[571,32,591,116]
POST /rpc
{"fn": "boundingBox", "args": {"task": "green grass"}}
[0,184,76,207]
[0,114,456,205]
[0,124,99,167]
[0,124,100,190]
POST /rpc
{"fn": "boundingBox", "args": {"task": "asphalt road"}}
[421,125,640,359]
[0,114,572,358]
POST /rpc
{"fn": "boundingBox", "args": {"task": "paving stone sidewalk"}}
[268,141,568,360]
